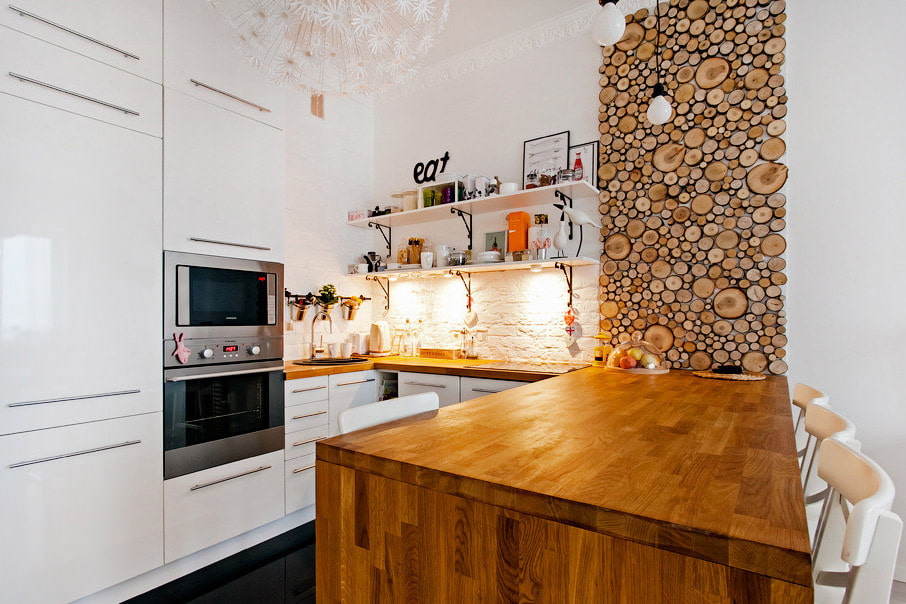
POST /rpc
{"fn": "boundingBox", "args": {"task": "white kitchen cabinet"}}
[0,0,162,83]
[0,413,163,604]
[459,377,527,403]
[164,449,284,563]
[0,93,162,436]
[285,453,316,515]
[285,376,329,407]
[398,372,461,407]
[327,371,378,436]
[163,88,285,261]
[0,27,162,137]
[163,0,284,128]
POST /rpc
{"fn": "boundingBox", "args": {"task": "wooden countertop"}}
[284,356,553,382]
[317,368,812,587]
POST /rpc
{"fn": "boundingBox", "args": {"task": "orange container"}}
[507,211,530,252]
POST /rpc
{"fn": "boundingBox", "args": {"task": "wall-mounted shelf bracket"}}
[555,262,574,308]
[367,222,392,257]
[450,270,472,310]
[554,190,575,240]
[365,275,390,310]
[449,207,473,250]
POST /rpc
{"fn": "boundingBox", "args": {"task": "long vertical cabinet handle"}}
[8,5,141,60]
[9,440,141,468]
[7,72,140,115]
[189,79,271,113]
[189,465,272,491]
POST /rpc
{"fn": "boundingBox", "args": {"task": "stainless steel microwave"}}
[164,251,284,340]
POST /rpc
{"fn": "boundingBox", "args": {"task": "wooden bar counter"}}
[316,368,812,603]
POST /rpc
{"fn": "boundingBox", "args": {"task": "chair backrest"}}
[804,403,856,442]
[792,382,829,411]
[817,438,896,566]
[339,392,440,435]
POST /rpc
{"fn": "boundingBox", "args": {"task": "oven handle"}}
[166,367,279,382]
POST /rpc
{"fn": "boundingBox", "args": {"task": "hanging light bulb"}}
[592,0,625,47]
[647,83,673,125]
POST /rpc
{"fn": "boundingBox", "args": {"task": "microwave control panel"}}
[164,335,283,368]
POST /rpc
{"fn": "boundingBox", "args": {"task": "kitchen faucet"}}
[310,308,333,358]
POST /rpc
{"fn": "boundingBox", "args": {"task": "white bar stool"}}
[811,438,902,604]
[338,392,440,434]
[791,383,829,463]
[801,403,857,502]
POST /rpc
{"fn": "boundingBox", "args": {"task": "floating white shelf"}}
[348,181,599,229]
[355,256,598,278]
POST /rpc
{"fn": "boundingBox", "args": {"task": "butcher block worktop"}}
[316,368,813,603]
[284,356,560,381]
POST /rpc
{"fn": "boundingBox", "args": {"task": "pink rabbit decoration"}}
[172,332,191,364]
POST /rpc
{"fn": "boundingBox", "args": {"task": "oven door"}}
[164,251,283,340]
[163,362,284,479]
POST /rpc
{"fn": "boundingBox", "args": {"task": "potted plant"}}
[317,284,340,311]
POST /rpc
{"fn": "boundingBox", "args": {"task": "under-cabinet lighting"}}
[530,264,543,273]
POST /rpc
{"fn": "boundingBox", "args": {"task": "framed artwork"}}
[568,141,599,188]
[484,231,506,253]
[523,131,570,189]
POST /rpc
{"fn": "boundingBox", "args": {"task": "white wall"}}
[785,0,906,578]
[283,91,375,358]
[372,30,603,359]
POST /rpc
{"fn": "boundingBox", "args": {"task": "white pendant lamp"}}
[593,0,625,47]
[646,1,673,125]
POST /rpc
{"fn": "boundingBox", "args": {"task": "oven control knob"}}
[248,345,261,356]
[201,348,214,359]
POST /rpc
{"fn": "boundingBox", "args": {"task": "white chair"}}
[801,404,857,502]
[811,438,903,604]
[338,392,440,434]
[791,383,830,464]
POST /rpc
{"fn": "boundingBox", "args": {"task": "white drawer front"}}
[285,454,316,515]
[459,377,528,403]
[285,425,328,461]
[0,27,162,136]
[0,0,162,82]
[399,372,461,407]
[285,401,329,433]
[164,450,284,563]
[285,376,329,405]
[0,413,163,603]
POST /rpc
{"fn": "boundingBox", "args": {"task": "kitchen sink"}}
[293,358,370,366]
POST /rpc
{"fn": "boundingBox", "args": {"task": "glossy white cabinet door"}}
[285,453,316,515]
[163,0,284,128]
[0,413,163,604]
[0,0,162,83]
[398,372,461,407]
[459,377,527,403]
[0,26,162,137]
[163,88,285,261]
[0,94,162,435]
[328,371,378,436]
[164,450,285,562]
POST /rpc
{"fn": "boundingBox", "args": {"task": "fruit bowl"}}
[604,332,669,374]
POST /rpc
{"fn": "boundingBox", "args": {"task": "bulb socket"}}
[652,82,667,98]
[599,0,619,5]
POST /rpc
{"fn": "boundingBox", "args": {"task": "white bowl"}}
[476,251,502,263]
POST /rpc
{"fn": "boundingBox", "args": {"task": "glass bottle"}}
[573,151,584,182]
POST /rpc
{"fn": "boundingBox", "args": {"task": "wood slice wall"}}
[598,0,788,374]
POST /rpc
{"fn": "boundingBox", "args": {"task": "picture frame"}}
[523,131,570,189]
[568,141,599,188]
[484,231,506,253]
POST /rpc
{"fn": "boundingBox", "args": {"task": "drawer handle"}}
[8,5,141,60]
[292,411,326,420]
[190,465,272,491]
[291,385,327,393]
[471,388,501,394]
[189,79,272,113]
[9,440,141,469]
[336,378,375,387]
[404,381,447,388]
[8,388,140,408]
[292,464,316,474]
[8,72,140,115]
[293,437,326,447]
[188,237,271,251]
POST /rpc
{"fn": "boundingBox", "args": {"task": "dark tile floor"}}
[127,522,315,604]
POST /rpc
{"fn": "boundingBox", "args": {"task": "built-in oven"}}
[163,251,285,479]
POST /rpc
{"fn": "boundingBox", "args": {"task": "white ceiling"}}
[421,0,590,66]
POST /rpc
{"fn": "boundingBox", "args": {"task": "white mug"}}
[340,342,353,358]
[420,251,434,268]
[328,343,339,358]
[356,263,369,274]
[500,182,518,195]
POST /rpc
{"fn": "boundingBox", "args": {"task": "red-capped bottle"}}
[573,152,584,181]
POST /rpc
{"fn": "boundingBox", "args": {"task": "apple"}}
[619,356,638,369]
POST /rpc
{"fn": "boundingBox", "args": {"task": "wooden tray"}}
[693,370,766,381]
